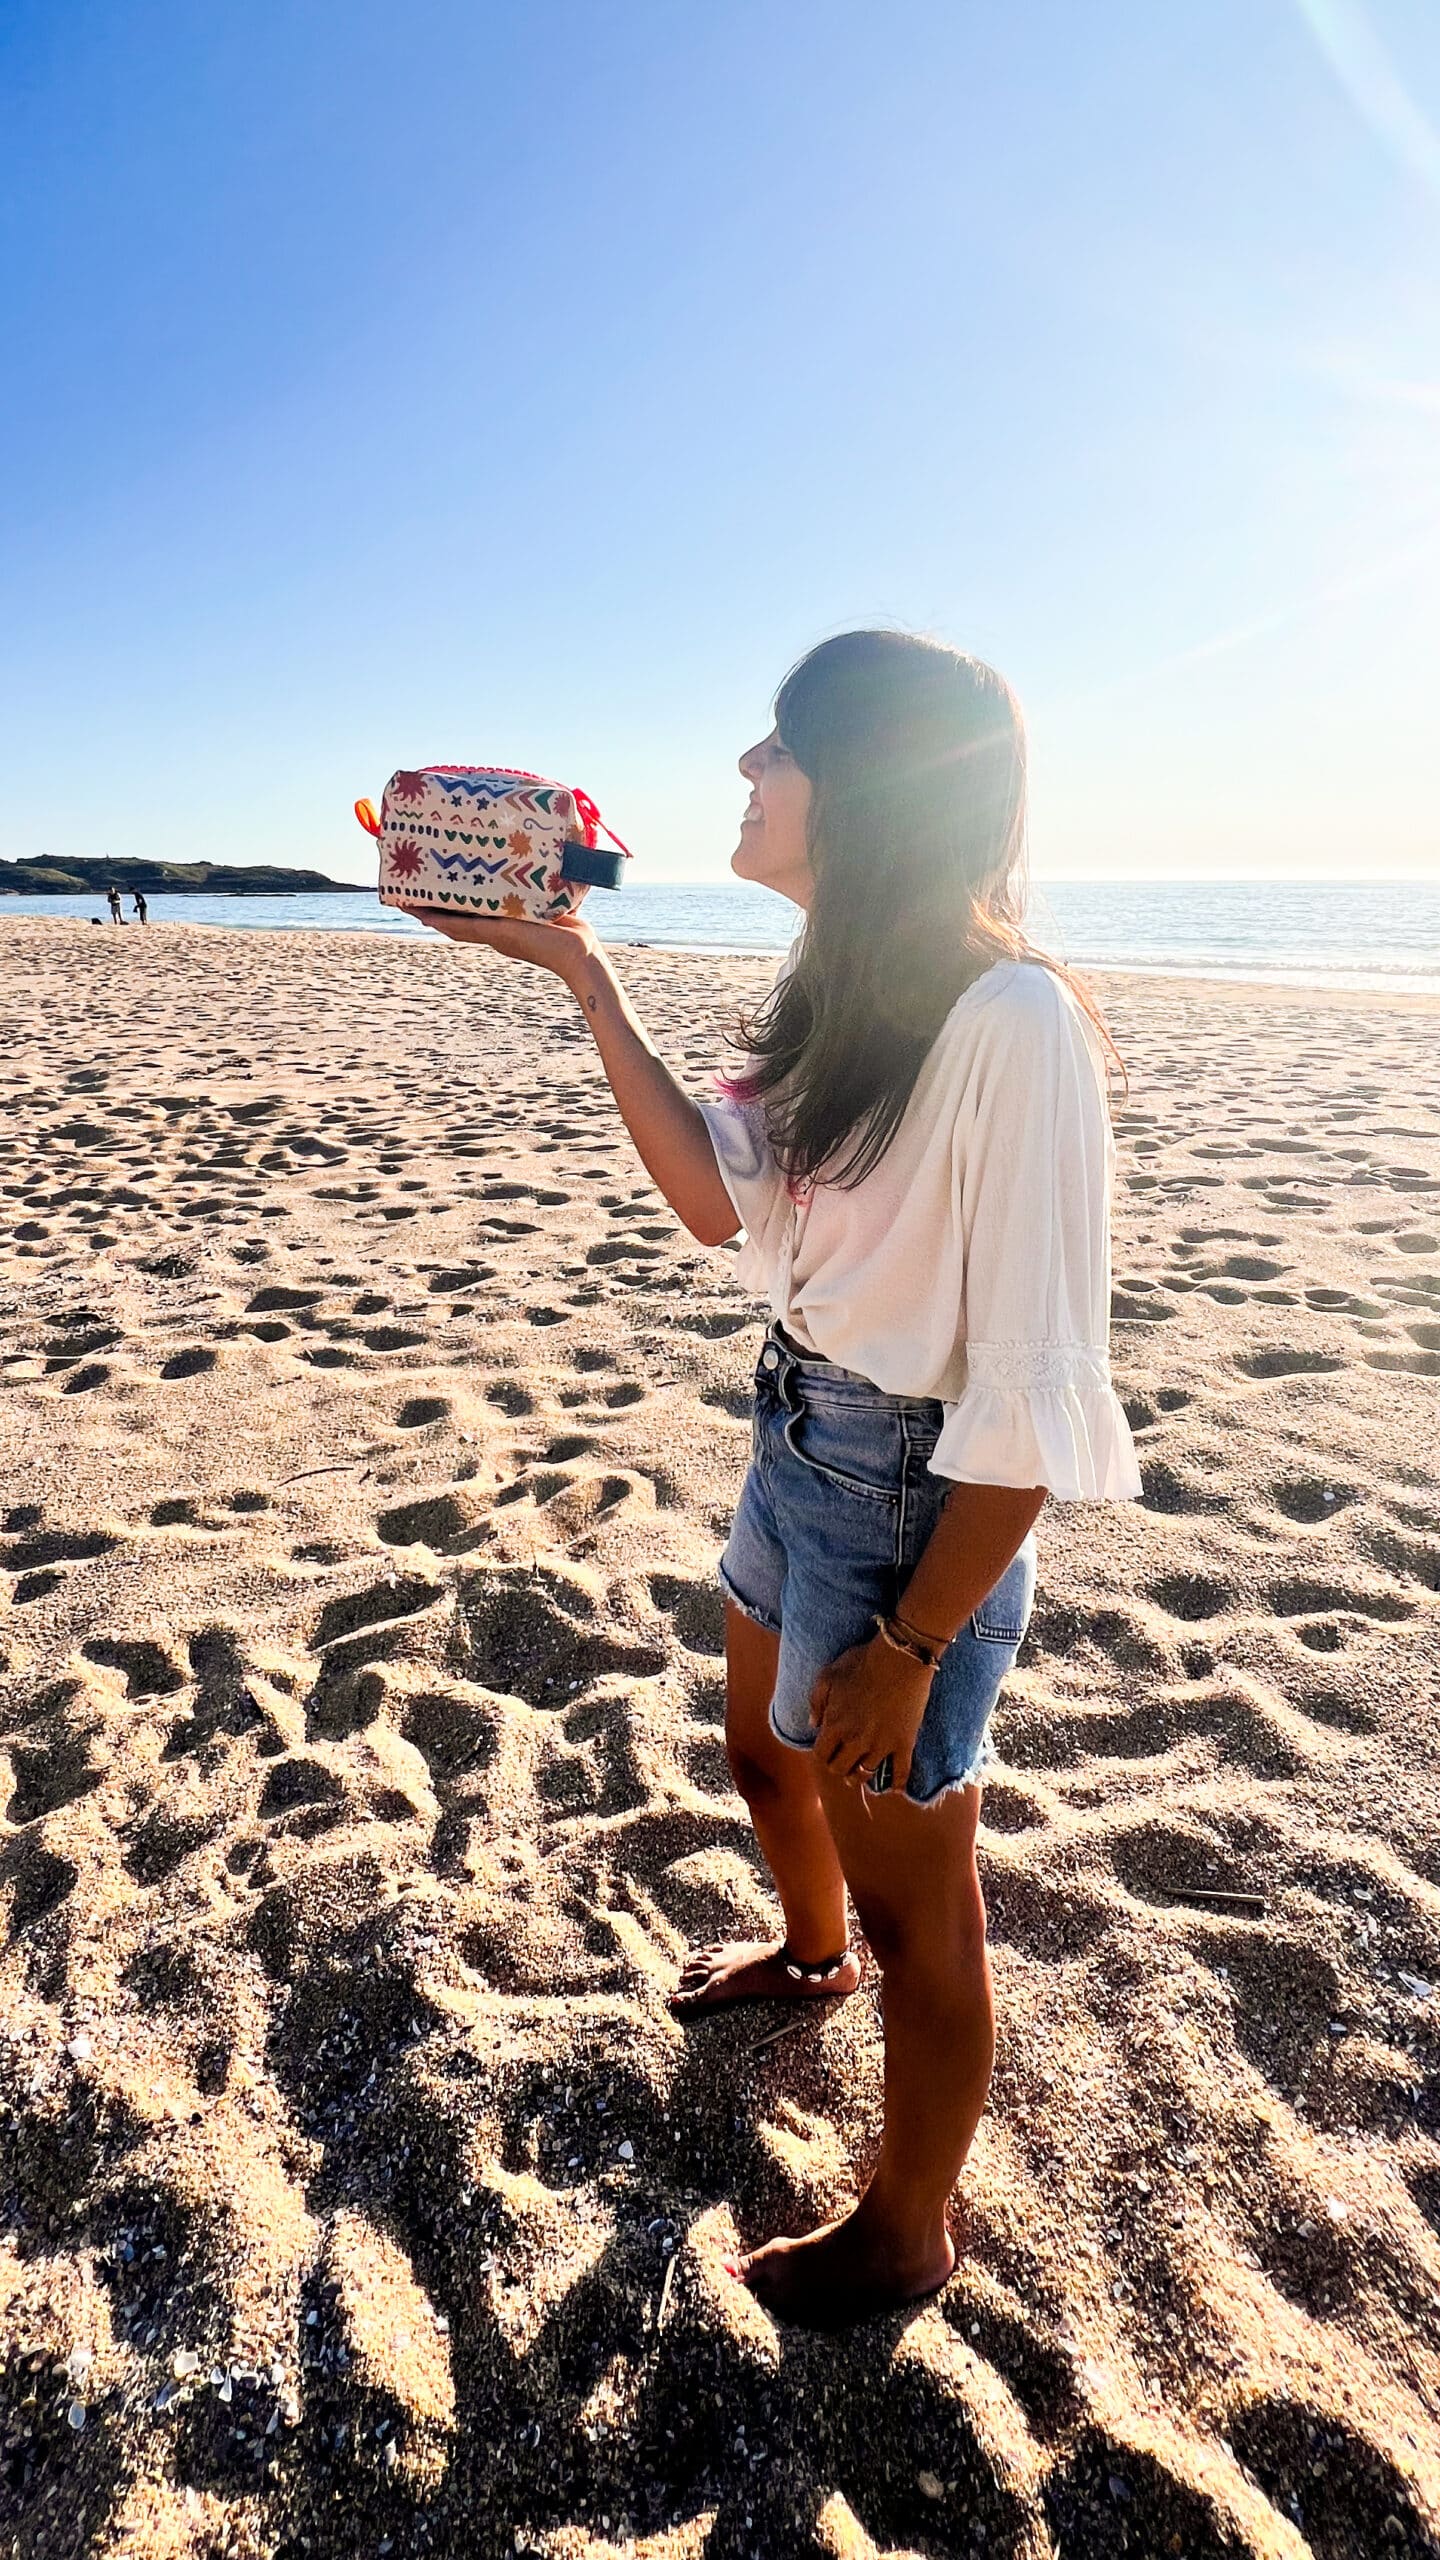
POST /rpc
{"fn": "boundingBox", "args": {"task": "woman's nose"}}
[738,741,762,783]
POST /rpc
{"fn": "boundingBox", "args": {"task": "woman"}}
[406,631,1141,2330]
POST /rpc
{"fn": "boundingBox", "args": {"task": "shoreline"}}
[5,909,1440,1004]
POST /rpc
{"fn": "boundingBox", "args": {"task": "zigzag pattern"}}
[431,774,520,803]
[431,850,512,879]
[422,773,559,809]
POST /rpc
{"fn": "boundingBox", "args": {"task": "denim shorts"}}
[719,1327,1036,1807]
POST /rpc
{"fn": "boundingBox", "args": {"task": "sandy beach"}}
[2,913,1438,2560]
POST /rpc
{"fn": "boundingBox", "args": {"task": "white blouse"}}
[698,957,1142,1502]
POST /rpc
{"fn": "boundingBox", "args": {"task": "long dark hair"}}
[733,629,1116,1189]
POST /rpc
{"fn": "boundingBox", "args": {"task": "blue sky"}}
[3,0,1437,884]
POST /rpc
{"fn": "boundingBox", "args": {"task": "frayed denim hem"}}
[898,1740,994,1808]
[717,1563,781,1636]
[766,1699,994,1808]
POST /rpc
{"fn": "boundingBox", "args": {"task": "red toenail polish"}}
[722,2259,739,2278]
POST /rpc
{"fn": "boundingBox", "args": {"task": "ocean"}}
[5,877,1438,994]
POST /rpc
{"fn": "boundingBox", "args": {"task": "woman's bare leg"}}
[735,1773,991,2322]
[671,1600,861,2011]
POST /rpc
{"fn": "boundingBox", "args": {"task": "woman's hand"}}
[810,1635,934,1793]
[400,906,603,988]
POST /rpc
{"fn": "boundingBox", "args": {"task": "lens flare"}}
[1293,0,1440,197]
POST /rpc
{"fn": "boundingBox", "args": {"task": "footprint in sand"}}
[1139,1460,1229,1515]
[1271,1478,1354,1524]
[6,1726,107,1824]
[12,1568,68,1604]
[485,1381,535,1417]
[648,1571,726,1656]
[1234,1348,1344,1380]
[103,1634,207,1721]
[376,1489,488,1555]
[149,1495,219,1530]
[59,1361,113,1395]
[1147,1571,1233,1622]
[396,1396,451,1429]
[2,1526,119,1571]
[1268,1576,1413,1623]
[160,1347,218,1380]
[426,1267,494,1296]
[1365,1346,1440,1377]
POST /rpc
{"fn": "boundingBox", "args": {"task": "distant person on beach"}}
[106,884,124,922]
[132,890,148,923]
[405,631,1140,2327]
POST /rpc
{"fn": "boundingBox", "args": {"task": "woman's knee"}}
[853,1883,988,1985]
[726,1731,804,1809]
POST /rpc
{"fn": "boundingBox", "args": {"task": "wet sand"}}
[2,916,1439,2559]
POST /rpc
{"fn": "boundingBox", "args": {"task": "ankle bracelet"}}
[781,1944,851,1984]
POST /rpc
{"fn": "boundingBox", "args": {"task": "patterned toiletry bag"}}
[356,767,629,921]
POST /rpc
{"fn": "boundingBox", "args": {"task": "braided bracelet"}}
[893,1607,952,1657]
[873,1612,947,1672]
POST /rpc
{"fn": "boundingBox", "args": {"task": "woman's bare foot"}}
[729,2201,955,2330]
[669,1938,860,2015]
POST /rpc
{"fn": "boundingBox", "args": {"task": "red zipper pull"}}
[571,789,631,857]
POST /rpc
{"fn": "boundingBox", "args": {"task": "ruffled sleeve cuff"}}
[931,1342,1142,1502]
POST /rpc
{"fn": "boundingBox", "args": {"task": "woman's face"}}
[732,730,814,907]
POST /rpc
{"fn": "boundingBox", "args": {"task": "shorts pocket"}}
[780,1399,905,1505]
[970,1540,1036,1646]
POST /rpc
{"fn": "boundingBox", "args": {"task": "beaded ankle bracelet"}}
[781,1945,851,1984]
